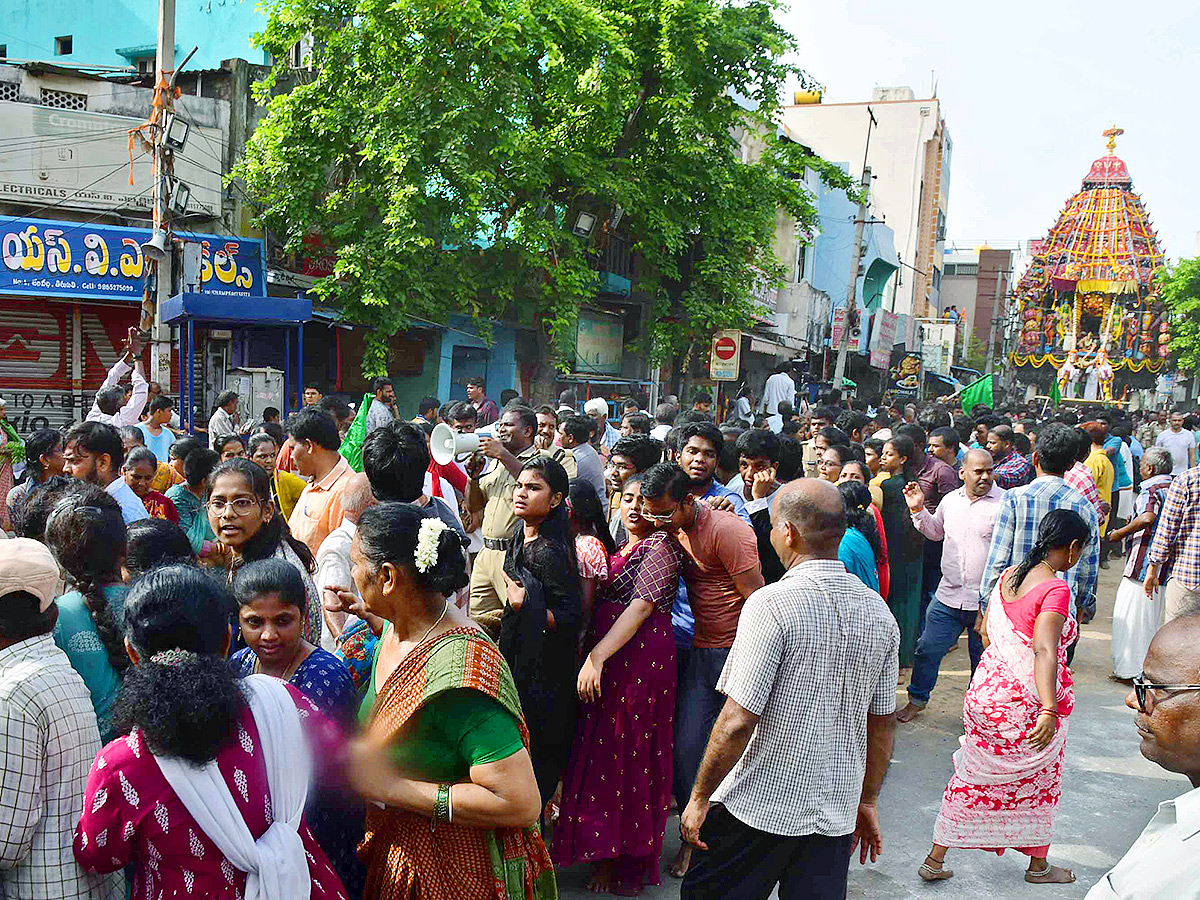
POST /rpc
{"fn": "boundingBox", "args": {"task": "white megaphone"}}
[431,423,481,465]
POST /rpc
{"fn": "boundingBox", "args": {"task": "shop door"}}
[449,345,488,402]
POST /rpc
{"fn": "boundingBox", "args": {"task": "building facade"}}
[780,87,951,319]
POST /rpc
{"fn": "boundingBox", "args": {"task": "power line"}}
[0,158,149,223]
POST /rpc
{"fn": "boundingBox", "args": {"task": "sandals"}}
[918,855,953,881]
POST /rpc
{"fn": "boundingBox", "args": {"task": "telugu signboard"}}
[0,217,266,301]
[0,101,224,217]
[709,329,742,380]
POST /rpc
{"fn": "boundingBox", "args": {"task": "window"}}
[0,45,8,59]
[0,81,18,103]
[40,88,87,110]
[54,35,73,56]
[136,57,155,76]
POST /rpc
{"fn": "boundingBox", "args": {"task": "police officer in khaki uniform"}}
[466,404,574,622]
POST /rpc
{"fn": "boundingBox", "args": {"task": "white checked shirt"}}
[711,559,899,837]
[85,359,147,428]
[0,634,123,900]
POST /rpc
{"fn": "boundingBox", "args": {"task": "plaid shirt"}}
[1065,461,1105,517]
[0,634,123,900]
[992,449,1036,490]
[711,559,899,837]
[980,475,1100,617]
[1148,466,1200,592]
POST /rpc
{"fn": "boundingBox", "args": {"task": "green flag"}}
[1049,377,1062,407]
[959,374,993,414]
[338,392,374,472]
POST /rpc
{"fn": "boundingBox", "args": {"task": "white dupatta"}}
[152,674,313,900]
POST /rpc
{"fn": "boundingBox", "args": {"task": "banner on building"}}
[830,308,864,352]
[709,329,742,381]
[920,319,957,377]
[574,308,623,375]
[869,309,899,369]
[0,217,265,301]
[0,101,224,217]
[889,352,922,399]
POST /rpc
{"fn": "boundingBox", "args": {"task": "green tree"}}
[238,0,852,382]
[1158,259,1200,370]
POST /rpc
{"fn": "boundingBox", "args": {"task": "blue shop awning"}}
[160,292,312,325]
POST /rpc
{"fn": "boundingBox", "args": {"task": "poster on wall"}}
[870,309,899,369]
[889,352,922,399]
[574,309,623,375]
[709,329,742,380]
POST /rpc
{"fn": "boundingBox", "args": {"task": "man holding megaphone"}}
[462,406,576,623]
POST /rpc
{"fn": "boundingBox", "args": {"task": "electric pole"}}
[833,105,876,394]
[833,165,871,392]
[985,265,1003,374]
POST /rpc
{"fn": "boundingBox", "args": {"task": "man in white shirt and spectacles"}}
[1088,615,1200,898]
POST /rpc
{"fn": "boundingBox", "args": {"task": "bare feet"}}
[669,844,692,878]
[1025,864,1075,884]
[896,702,926,723]
[918,854,953,881]
[587,861,613,893]
[898,666,912,686]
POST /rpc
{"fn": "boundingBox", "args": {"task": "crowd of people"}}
[5,333,1200,899]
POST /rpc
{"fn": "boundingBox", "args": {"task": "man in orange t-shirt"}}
[639,462,762,877]
[286,407,354,555]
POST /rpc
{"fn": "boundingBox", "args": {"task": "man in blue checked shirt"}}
[979,423,1100,639]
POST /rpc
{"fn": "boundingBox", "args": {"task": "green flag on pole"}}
[1049,377,1062,407]
[959,374,993,414]
[338,392,373,472]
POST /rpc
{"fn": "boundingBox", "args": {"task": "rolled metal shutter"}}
[0,296,74,436]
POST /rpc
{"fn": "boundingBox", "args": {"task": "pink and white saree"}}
[932,578,1076,856]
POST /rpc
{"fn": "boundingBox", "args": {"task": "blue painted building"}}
[2,1,269,71]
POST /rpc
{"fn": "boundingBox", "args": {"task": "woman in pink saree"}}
[920,509,1091,886]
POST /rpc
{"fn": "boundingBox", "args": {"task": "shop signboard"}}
[0,217,265,301]
[709,329,742,380]
[869,309,899,369]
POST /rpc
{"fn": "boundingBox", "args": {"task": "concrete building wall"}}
[780,88,950,318]
[2,2,269,71]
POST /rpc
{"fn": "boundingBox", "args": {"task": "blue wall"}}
[4,0,268,70]
[436,316,517,405]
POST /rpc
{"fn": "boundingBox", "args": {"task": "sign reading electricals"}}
[0,217,265,300]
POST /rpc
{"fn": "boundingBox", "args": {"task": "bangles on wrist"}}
[433,783,451,822]
[1038,708,1059,718]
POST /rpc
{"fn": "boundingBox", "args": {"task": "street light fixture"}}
[163,114,190,151]
[572,212,596,238]
[169,179,191,216]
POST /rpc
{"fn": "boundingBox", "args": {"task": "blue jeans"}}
[674,646,731,810]
[907,600,983,705]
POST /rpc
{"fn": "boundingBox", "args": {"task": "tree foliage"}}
[1158,258,1200,371]
[238,0,852,377]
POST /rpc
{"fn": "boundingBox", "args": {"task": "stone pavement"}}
[556,562,1185,898]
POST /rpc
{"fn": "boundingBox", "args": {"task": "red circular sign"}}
[714,336,738,360]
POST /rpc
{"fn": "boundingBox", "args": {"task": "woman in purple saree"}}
[552,474,682,895]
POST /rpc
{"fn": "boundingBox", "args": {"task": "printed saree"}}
[933,578,1077,856]
[360,627,557,900]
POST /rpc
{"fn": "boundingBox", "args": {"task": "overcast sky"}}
[781,0,1200,262]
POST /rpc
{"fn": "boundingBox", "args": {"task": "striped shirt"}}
[980,475,1100,617]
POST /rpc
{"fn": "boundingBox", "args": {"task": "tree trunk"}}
[530,325,562,406]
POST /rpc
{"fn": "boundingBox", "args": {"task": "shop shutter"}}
[0,297,74,436]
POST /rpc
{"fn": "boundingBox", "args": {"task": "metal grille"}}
[0,81,19,103]
[40,88,87,110]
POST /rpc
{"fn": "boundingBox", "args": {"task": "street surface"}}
[556,562,1182,898]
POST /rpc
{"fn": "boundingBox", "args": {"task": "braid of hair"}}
[1008,539,1048,596]
[75,571,130,674]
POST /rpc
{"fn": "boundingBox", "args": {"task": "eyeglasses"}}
[206,497,260,516]
[1132,675,1200,713]
[639,504,678,525]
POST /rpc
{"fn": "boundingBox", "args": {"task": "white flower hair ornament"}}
[414,517,450,573]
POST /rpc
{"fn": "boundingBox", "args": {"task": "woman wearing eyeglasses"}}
[205,458,321,644]
[920,508,1090,886]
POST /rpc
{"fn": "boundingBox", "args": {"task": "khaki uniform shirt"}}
[479,445,576,540]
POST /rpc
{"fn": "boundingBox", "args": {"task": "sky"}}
[781,0,1200,263]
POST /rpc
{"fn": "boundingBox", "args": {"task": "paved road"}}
[557,563,1184,898]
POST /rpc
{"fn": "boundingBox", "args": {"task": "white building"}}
[780,86,951,318]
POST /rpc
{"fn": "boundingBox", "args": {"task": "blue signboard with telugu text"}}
[0,216,265,301]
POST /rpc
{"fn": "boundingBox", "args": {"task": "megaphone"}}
[431,423,481,465]
[140,229,169,263]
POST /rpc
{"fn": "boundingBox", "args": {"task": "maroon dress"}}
[74,683,348,900]
[552,530,682,894]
